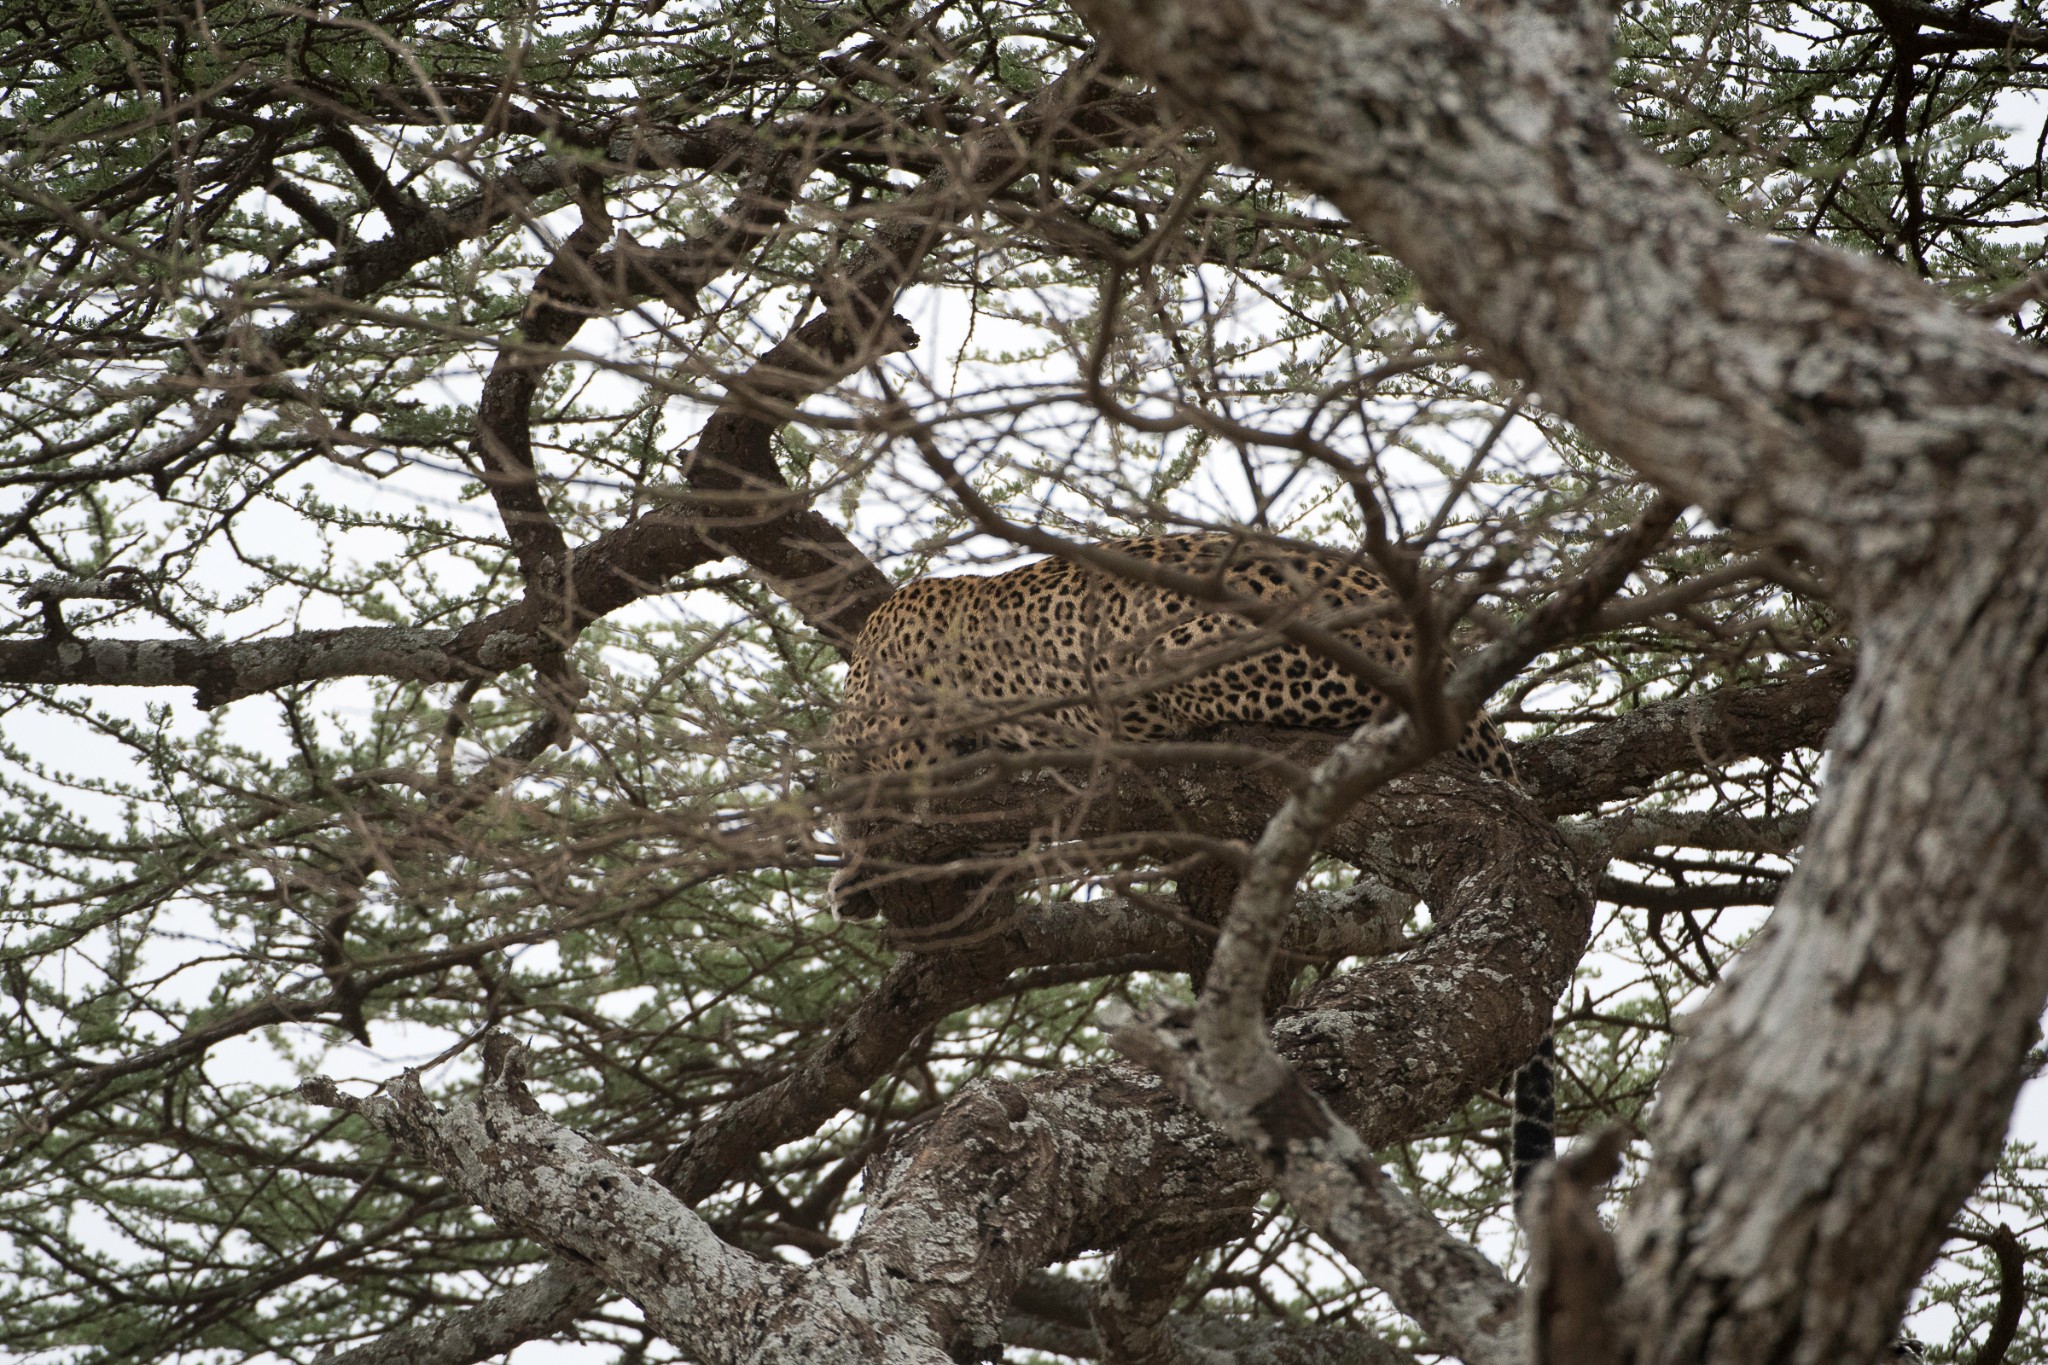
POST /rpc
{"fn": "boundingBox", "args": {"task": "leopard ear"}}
[828,863,880,920]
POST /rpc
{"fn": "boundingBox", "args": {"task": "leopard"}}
[829,532,1516,785]
[824,531,1550,1191]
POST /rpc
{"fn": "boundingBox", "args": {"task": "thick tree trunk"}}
[1622,539,2048,1363]
[1066,0,2048,1360]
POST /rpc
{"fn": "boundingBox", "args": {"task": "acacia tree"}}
[1,1,2043,1363]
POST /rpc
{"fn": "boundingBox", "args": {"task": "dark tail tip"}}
[1512,1033,1557,1195]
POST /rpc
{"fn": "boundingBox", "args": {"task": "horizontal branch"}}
[1578,808,1810,861]
[1514,668,1853,816]
[0,624,546,706]
[1859,0,2048,52]
[1597,874,1785,913]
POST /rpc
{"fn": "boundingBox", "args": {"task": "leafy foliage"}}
[0,0,2038,1361]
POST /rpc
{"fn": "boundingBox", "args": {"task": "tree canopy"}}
[0,0,2043,1361]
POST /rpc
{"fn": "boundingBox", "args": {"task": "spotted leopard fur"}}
[831,532,1516,782]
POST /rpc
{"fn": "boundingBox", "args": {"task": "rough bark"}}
[1114,994,1524,1365]
[1064,0,2048,1360]
[302,1052,777,1355]
[1514,667,1853,817]
[1012,1271,1425,1363]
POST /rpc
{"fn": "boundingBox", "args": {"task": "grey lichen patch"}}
[301,1046,778,1361]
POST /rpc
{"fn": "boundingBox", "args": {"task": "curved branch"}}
[0,77,1169,702]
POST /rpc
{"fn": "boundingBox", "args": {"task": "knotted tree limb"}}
[1112,1002,1523,1365]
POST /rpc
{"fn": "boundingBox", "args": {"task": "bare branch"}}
[300,1043,778,1361]
[1513,669,1852,816]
